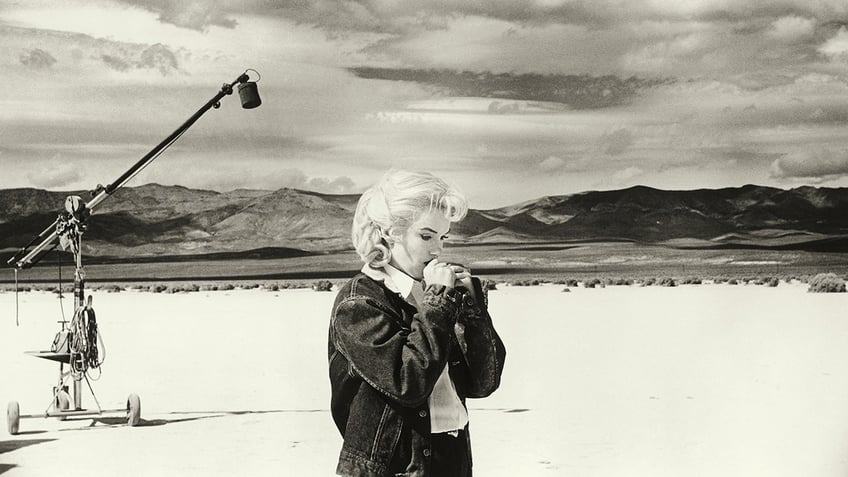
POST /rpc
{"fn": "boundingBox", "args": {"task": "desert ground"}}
[2,281,848,476]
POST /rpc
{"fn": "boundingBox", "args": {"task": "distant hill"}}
[2,183,848,262]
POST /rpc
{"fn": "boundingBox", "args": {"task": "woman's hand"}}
[423,259,457,288]
[448,263,477,300]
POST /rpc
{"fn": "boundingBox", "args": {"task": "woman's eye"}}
[420,235,432,241]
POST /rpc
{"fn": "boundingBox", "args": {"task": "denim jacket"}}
[328,273,506,476]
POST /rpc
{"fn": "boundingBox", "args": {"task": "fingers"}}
[423,259,457,288]
[447,264,471,283]
[447,263,470,274]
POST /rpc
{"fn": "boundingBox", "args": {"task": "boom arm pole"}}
[7,72,251,270]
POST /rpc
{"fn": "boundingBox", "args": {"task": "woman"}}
[328,169,507,476]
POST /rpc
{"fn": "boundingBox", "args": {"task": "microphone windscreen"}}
[238,82,261,109]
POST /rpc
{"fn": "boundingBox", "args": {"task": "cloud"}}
[612,166,644,183]
[349,67,669,108]
[19,48,57,69]
[226,1,846,38]
[768,16,816,42]
[26,158,84,189]
[2,24,186,80]
[819,26,848,61]
[143,162,362,195]
[138,43,181,75]
[539,156,565,171]
[771,148,848,180]
[117,0,237,32]
[306,176,357,194]
[98,42,183,75]
[101,54,132,72]
[259,171,360,195]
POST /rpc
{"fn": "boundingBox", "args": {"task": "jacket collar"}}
[361,263,423,307]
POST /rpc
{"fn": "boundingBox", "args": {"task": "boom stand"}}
[5,70,260,435]
[7,204,141,434]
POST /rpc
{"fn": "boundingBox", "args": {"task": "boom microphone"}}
[238,77,261,109]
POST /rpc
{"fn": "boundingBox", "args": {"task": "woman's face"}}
[388,209,451,280]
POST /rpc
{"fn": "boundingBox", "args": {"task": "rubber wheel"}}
[126,394,141,427]
[56,391,71,421]
[7,401,20,435]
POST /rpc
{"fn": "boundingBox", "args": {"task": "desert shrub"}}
[481,280,498,291]
[565,279,579,287]
[221,284,235,291]
[312,280,334,292]
[105,285,124,293]
[767,277,779,287]
[680,277,702,285]
[561,287,571,293]
[727,279,738,285]
[510,279,541,287]
[807,273,846,293]
[640,278,656,287]
[584,278,600,288]
[659,277,676,287]
[151,284,167,293]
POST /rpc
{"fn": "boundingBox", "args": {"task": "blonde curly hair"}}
[352,169,468,268]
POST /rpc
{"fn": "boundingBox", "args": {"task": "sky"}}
[3,1,848,209]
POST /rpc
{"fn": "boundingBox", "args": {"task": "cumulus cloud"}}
[26,158,84,189]
[768,16,816,42]
[612,166,644,183]
[238,168,358,194]
[771,148,848,180]
[101,54,132,72]
[96,43,182,75]
[138,43,180,75]
[819,26,848,61]
[539,155,565,171]
[306,176,357,194]
[19,48,57,69]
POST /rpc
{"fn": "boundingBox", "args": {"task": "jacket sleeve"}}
[454,277,507,398]
[331,284,462,407]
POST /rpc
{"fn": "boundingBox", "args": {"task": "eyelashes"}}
[419,234,449,241]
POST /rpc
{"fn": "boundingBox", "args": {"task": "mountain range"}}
[2,183,848,262]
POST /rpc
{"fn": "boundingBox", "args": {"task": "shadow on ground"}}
[0,438,56,455]
[0,438,57,475]
[61,409,328,430]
